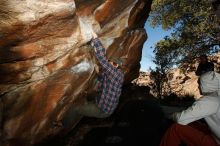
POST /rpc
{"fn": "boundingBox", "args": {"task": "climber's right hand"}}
[91,30,98,39]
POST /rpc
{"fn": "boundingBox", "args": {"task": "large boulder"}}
[0,0,152,145]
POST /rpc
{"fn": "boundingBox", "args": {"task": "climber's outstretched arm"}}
[90,31,115,74]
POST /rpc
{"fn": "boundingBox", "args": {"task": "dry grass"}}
[0,0,17,28]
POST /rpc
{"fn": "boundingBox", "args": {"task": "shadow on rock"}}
[80,99,172,146]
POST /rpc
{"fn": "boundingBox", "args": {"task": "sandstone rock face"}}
[0,0,152,145]
[166,69,201,98]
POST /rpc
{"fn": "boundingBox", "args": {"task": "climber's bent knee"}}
[77,102,111,118]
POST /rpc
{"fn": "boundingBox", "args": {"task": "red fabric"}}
[160,121,219,146]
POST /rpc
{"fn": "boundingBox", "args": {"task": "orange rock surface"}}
[0,0,152,145]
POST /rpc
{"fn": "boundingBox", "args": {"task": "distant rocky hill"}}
[133,53,220,99]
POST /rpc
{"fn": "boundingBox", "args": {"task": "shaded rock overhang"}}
[0,0,152,145]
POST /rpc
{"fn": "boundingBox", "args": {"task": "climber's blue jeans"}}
[75,102,111,118]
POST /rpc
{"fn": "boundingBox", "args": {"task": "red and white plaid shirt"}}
[91,38,124,114]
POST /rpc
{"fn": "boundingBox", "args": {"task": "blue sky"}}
[140,21,172,72]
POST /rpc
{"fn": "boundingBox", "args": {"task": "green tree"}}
[149,69,164,99]
[149,37,177,99]
[149,0,220,68]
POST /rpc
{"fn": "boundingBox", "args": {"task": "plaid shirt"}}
[91,38,124,114]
